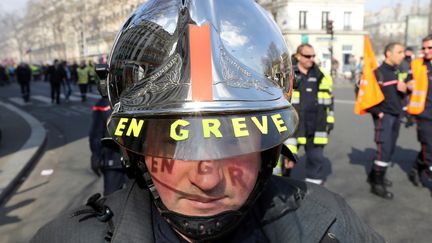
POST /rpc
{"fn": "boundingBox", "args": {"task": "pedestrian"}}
[406,34,432,196]
[16,62,32,103]
[70,61,78,85]
[7,64,16,83]
[77,61,89,102]
[366,42,407,199]
[87,60,96,93]
[399,47,415,128]
[349,54,358,83]
[48,60,66,104]
[31,1,384,242]
[285,43,335,185]
[62,61,73,102]
[0,64,9,86]
[89,96,127,196]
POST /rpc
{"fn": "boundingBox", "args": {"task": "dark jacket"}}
[31,176,384,243]
[291,64,333,146]
[367,62,405,116]
[48,64,66,84]
[16,64,32,83]
[89,98,122,170]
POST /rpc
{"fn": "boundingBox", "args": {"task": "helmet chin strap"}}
[135,146,280,241]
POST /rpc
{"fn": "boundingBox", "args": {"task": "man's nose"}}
[189,161,224,192]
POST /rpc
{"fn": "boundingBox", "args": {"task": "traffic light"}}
[326,20,334,35]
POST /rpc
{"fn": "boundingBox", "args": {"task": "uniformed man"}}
[407,34,432,196]
[285,44,334,185]
[400,47,415,128]
[366,42,407,199]
[89,96,127,196]
[31,0,384,242]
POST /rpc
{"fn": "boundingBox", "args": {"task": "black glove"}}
[91,155,101,177]
[327,123,334,134]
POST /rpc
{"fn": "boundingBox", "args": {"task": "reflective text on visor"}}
[108,109,297,161]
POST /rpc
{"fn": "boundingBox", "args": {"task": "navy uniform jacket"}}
[368,62,405,116]
[31,176,385,243]
[89,98,122,170]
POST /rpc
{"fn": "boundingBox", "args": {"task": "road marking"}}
[8,97,27,106]
[60,94,81,102]
[32,95,52,104]
[334,99,355,105]
[73,92,100,99]
[40,169,54,176]
[0,101,46,200]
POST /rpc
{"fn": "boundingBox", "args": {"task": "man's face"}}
[145,152,261,216]
[405,50,413,58]
[422,40,432,60]
[296,46,315,70]
[387,44,405,66]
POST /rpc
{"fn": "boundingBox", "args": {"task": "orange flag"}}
[354,35,384,115]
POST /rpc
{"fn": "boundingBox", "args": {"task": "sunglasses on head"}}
[300,54,316,59]
[422,46,432,50]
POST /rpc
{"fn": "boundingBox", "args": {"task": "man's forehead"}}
[423,40,432,47]
[301,47,315,53]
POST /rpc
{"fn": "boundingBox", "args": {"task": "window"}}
[344,11,352,30]
[299,11,307,30]
[322,11,330,30]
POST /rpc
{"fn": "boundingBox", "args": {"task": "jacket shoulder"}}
[262,177,385,243]
[31,186,131,243]
[30,208,110,243]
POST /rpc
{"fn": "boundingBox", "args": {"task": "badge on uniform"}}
[307,77,317,82]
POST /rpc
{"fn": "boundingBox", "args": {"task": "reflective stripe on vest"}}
[407,58,429,115]
[291,90,300,104]
[317,91,332,105]
[313,131,328,145]
[318,69,333,105]
[284,138,298,154]
[327,110,335,124]
[273,157,283,176]
[297,137,307,145]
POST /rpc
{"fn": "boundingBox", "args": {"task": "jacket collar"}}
[259,177,337,242]
[110,181,154,242]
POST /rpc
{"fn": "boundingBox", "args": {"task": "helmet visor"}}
[108,107,297,160]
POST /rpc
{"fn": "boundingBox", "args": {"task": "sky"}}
[0,0,429,13]
[365,0,429,11]
[0,0,29,13]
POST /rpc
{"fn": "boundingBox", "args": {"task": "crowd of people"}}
[0,60,98,104]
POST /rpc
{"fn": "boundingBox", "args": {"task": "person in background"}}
[87,60,97,93]
[89,96,127,196]
[285,43,334,185]
[366,42,407,199]
[77,61,89,102]
[400,47,415,128]
[0,65,9,86]
[16,62,32,103]
[406,34,432,197]
[47,59,66,104]
[62,61,73,102]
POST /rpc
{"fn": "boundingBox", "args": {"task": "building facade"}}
[0,0,145,64]
[258,0,366,74]
[1,0,365,73]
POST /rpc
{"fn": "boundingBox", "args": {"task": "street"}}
[0,81,431,242]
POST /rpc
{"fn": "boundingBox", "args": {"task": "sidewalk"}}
[0,101,46,205]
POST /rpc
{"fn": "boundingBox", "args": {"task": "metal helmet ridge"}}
[102,0,298,240]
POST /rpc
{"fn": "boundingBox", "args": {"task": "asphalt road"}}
[0,82,431,242]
